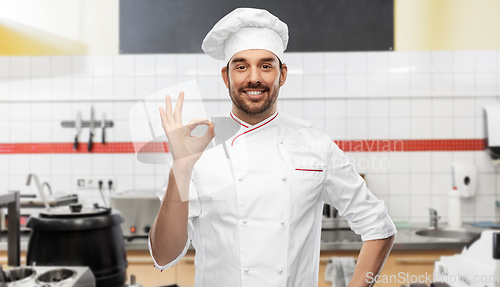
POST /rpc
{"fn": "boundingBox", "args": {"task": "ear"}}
[221,66,230,89]
[279,63,288,87]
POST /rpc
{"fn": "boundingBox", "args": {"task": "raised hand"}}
[159,91,215,169]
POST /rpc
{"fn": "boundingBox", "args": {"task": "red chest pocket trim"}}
[295,168,323,172]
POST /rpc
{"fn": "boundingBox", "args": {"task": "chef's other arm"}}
[150,92,214,266]
[348,235,395,287]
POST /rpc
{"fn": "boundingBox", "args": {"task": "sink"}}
[321,230,362,243]
[412,228,479,241]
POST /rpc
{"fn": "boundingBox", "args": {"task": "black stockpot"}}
[26,204,128,287]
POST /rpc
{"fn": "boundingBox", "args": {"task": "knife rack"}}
[61,120,114,128]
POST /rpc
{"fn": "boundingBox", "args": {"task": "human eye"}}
[262,64,272,69]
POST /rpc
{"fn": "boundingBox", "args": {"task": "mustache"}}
[238,84,270,91]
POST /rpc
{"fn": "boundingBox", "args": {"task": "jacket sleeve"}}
[149,177,200,270]
[320,139,397,241]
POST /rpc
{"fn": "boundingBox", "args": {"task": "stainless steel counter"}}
[0,220,490,253]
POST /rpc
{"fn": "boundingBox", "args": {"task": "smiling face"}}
[221,49,287,125]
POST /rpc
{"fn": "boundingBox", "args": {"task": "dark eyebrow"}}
[230,57,247,64]
[260,57,277,63]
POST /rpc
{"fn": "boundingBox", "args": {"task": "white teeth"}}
[246,91,263,95]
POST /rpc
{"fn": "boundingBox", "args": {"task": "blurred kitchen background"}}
[1,0,500,287]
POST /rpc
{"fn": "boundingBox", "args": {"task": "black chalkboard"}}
[119,0,393,54]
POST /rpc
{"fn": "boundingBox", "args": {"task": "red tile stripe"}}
[0,139,484,154]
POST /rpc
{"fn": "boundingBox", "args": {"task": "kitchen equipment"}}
[88,106,95,152]
[483,104,500,165]
[101,112,106,144]
[26,204,127,287]
[0,266,95,287]
[448,187,462,228]
[109,190,160,239]
[74,111,82,150]
[451,162,477,198]
[434,230,500,287]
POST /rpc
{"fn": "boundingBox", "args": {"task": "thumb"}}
[200,122,215,145]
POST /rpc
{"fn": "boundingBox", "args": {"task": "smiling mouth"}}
[244,90,264,96]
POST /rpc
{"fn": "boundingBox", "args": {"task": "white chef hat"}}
[201,8,289,64]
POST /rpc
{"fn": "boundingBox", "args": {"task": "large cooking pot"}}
[26,204,127,287]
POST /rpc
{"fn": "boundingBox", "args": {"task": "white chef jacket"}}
[149,110,397,287]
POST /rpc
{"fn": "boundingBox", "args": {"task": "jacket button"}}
[279,220,285,225]
[244,267,249,273]
[238,177,243,182]
[242,219,248,224]
[279,139,284,144]
[278,268,283,273]
[281,177,287,181]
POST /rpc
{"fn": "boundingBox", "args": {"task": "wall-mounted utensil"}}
[74,111,82,150]
[101,112,106,144]
[88,106,95,152]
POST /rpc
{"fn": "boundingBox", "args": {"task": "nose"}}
[246,67,261,84]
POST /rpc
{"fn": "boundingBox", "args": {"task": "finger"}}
[158,107,171,131]
[174,91,184,125]
[164,95,175,125]
[201,122,216,145]
[186,118,211,131]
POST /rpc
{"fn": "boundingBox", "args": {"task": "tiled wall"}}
[0,51,500,223]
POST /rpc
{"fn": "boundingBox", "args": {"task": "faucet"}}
[429,208,440,229]
[26,174,50,211]
[42,182,53,196]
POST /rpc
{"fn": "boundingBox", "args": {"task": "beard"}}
[227,79,280,117]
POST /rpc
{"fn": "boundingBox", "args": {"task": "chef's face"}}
[222,49,287,118]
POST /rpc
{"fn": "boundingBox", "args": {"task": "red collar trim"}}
[230,113,249,128]
[230,112,279,146]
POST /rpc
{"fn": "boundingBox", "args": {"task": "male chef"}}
[149,7,397,287]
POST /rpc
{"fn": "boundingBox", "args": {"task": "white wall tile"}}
[325,99,345,118]
[432,51,453,73]
[324,74,345,95]
[113,120,132,142]
[93,56,113,76]
[31,57,51,78]
[476,73,497,93]
[410,74,432,94]
[475,151,497,172]
[0,58,9,77]
[411,118,432,139]
[432,98,453,117]
[134,158,155,175]
[410,51,432,73]
[51,77,71,99]
[410,152,431,173]
[475,50,496,72]
[453,118,475,139]
[389,52,410,74]
[303,75,325,95]
[51,154,72,175]
[388,152,410,173]
[10,154,30,175]
[410,174,431,195]
[346,99,367,118]
[113,154,134,175]
[135,175,157,190]
[51,103,73,121]
[51,56,71,76]
[475,96,498,116]
[410,195,432,218]
[325,119,345,139]
[135,55,155,76]
[0,102,10,121]
[113,77,135,99]
[71,154,92,175]
[10,103,30,121]
[113,55,134,77]
[452,151,475,163]
[0,155,9,175]
[217,100,232,114]
[367,99,388,118]
[431,174,452,195]
[31,122,51,142]
[366,152,390,174]
[73,77,92,98]
[134,77,156,98]
[10,57,30,78]
[477,173,496,195]
[0,78,9,97]
[389,195,410,218]
[453,73,474,93]
[303,53,325,74]
[431,195,448,220]
[155,76,176,91]
[367,75,389,95]
[389,118,410,139]
[346,119,367,139]
[156,55,176,76]
[365,174,388,196]
[11,79,30,97]
[475,195,496,217]
[346,75,367,94]
[282,53,303,75]
[30,154,51,175]
[280,74,303,96]
[92,154,113,175]
[389,74,410,94]
[197,55,221,76]
[0,122,10,142]
[367,52,389,74]
[0,176,9,194]
[367,118,389,139]
[453,97,475,116]
[31,78,51,97]
[307,118,324,130]
[432,73,453,94]
[94,78,113,98]
[282,100,303,118]
[72,56,93,77]
[410,98,431,117]
[50,175,72,194]
[389,99,410,118]
[176,55,197,76]
[324,53,345,74]
[197,76,219,96]
[10,122,30,142]
[432,152,453,173]
[453,51,474,72]
[462,197,475,219]
[304,99,325,119]
[346,52,367,74]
